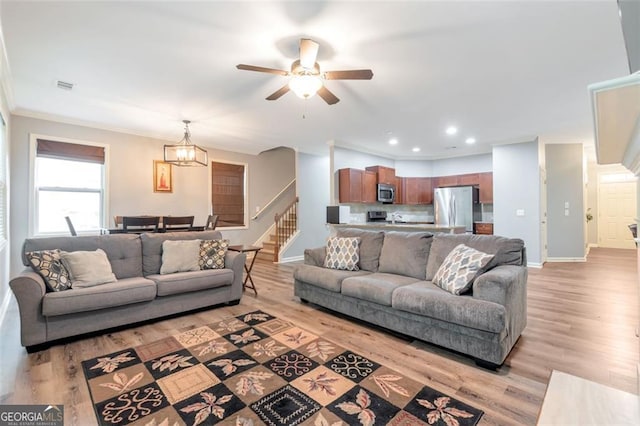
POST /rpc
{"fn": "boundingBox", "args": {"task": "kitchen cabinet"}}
[458,173,480,186]
[403,177,432,204]
[434,175,459,187]
[474,222,494,235]
[365,165,396,185]
[479,172,493,203]
[394,176,404,204]
[338,168,363,203]
[362,171,377,203]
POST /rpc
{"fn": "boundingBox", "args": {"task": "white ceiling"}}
[0,1,631,159]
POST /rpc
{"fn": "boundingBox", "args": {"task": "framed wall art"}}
[153,160,172,193]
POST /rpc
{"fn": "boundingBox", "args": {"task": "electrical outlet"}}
[565,209,569,216]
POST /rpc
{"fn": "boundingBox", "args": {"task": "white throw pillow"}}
[61,249,117,288]
[432,244,494,295]
[324,237,360,271]
[160,239,201,274]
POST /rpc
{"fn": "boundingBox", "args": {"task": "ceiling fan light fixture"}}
[163,120,208,167]
[288,74,323,99]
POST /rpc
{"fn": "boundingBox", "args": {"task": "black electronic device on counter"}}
[367,211,388,222]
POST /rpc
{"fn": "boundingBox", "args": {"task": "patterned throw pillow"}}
[25,249,71,292]
[199,239,229,270]
[324,237,360,271]
[433,244,494,295]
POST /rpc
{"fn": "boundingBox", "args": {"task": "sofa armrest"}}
[224,250,247,299]
[304,247,326,266]
[9,269,48,347]
[473,265,527,306]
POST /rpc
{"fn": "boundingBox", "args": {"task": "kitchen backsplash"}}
[341,203,494,224]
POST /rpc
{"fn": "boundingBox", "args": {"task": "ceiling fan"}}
[236,38,373,105]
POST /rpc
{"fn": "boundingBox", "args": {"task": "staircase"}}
[257,197,299,262]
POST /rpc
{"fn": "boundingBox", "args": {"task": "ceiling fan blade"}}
[266,84,291,101]
[299,39,319,69]
[317,86,340,105]
[236,64,289,76]
[324,69,374,80]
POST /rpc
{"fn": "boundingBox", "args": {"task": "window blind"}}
[37,139,105,164]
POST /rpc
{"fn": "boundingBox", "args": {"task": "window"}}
[211,161,247,228]
[0,114,6,242]
[33,138,107,234]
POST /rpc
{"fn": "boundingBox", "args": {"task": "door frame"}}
[596,170,637,249]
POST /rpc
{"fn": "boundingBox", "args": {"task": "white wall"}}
[431,153,493,176]
[0,81,9,323]
[9,115,295,277]
[333,146,394,171]
[281,152,330,260]
[546,144,586,259]
[493,140,542,266]
[395,160,432,177]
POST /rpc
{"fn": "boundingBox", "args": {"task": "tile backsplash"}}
[340,203,493,224]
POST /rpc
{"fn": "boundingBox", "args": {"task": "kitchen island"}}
[330,223,467,234]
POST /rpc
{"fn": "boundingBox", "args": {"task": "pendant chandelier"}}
[163,120,208,166]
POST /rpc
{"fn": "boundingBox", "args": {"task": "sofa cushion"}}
[378,231,434,280]
[199,239,229,269]
[425,234,525,280]
[160,240,201,274]
[61,249,117,288]
[148,269,234,296]
[42,277,156,316]
[141,231,223,276]
[293,264,371,292]
[342,273,420,306]
[433,244,494,295]
[25,249,71,292]
[324,237,360,271]
[391,281,506,333]
[336,228,385,272]
[22,234,143,279]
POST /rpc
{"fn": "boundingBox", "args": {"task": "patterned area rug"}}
[81,310,483,425]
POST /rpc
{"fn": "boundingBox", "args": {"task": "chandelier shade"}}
[163,120,208,167]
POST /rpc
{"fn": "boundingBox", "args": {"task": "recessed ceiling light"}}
[412,147,421,152]
[446,126,458,135]
[389,138,398,145]
[465,137,476,144]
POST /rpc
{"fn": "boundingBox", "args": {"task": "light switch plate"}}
[516,209,525,216]
[564,201,570,208]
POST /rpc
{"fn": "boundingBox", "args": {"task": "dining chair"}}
[122,216,160,233]
[64,216,77,236]
[205,214,219,230]
[162,215,195,232]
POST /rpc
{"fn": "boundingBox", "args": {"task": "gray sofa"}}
[293,229,527,367]
[10,230,246,352]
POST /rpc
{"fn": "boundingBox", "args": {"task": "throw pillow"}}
[433,244,494,295]
[378,231,433,280]
[160,239,201,274]
[61,249,117,288]
[324,237,360,271]
[199,239,229,269]
[25,249,71,292]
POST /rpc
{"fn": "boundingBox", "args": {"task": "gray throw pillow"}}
[378,231,433,280]
[433,244,494,295]
[160,239,201,274]
[61,249,117,288]
[336,228,385,271]
[26,249,71,292]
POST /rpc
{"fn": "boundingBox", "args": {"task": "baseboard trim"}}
[588,243,599,248]
[278,255,304,264]
[527,262,543,269]
[546,257,587,263]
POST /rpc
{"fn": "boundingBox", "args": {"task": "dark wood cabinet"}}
[474,222,494,235]
[403,177,419,204]
[338,168,363,203]
[362,171,377,203]
[458,173,480,186]
[403,177,432,204]
[434,175,459,187]
[394,176,404,204]
[479,172,493,203]
[366,165,396,185]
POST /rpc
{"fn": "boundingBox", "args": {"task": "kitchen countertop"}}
[330,223,467,234]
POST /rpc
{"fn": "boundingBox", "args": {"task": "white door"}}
[598,174,637,249]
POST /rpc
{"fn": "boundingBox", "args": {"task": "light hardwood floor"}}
[0,247,637,425]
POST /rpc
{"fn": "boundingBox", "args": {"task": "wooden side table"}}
[228,245,262,295]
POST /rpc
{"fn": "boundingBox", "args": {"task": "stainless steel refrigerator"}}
[434,186,479,232]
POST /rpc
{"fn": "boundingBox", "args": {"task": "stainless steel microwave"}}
[377,183,395,203]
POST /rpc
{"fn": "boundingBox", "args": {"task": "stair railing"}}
[273,196,299,262]
[252,178,296,220]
